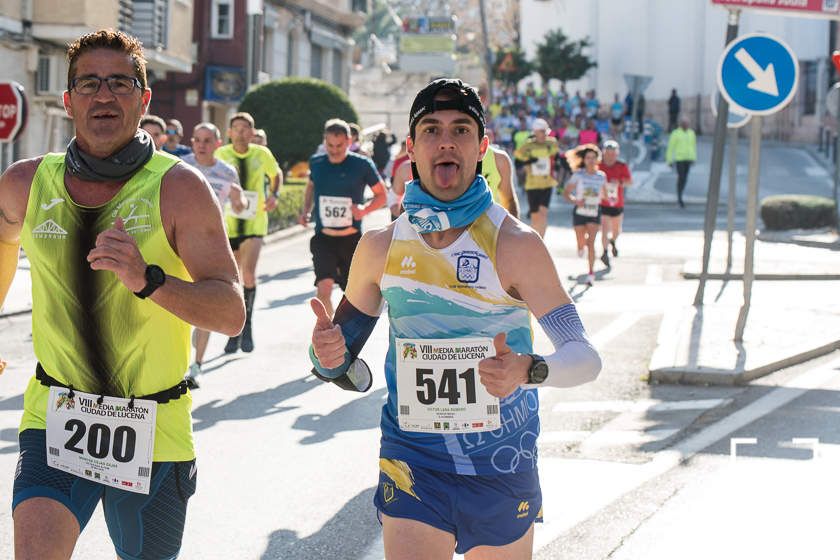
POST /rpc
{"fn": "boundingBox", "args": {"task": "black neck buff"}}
[66,129,155,182]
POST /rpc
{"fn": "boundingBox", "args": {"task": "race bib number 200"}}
[396,338,500,434]
[45,387,156,494]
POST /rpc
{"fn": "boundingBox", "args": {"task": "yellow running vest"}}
[481,148,501,203]
[215,144,281,238]
[19,152,195,461]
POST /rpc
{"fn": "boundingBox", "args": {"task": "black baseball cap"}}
[409,78,485,139]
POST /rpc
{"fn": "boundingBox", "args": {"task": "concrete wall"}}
[168,0,194,62]
[0,0,22,21]
[31,0,117,28]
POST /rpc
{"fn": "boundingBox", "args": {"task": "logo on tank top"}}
[111,198,153,235]
[400,255,417,275]
[456,255,480,283]
[32,219,68,239]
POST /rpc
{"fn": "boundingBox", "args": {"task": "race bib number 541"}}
[396,338,500,434]
[45,387,157,494]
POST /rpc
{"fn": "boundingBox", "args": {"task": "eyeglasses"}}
[70,75,143,95]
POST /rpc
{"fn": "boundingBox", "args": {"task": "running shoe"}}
[240,323,254,353]
[610,239,618,257]
[586,273,595,286]
[600,251,610,267]
[224,335,240,354]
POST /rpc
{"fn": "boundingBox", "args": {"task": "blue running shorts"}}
[374,458,542,554]
[12,429,197,560]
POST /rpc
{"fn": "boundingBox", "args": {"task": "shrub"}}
[267,178,306,233]
[239,78,359,169]
[760,194,836,231]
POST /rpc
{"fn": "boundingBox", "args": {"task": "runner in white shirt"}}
[563,143,607,286]
[182,122,248,387]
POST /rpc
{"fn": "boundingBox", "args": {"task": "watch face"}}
[147,265,165,285]
[530,357,549,383]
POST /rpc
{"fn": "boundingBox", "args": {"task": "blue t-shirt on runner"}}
[309,151,381,233]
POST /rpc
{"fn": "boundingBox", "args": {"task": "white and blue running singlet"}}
[380,203,539,475]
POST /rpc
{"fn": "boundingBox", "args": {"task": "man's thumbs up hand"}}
[310,298,346,369]
[477,332,530,398]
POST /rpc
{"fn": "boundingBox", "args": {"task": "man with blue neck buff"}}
[309,78,601,559]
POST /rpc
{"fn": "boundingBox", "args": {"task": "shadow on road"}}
[192,376,321,431]
[293,388,386,444]
[0,427,19,455]
[263,290,312,309]
[261,487,379,560]
[0,393,23,411]
[258,266,311,285]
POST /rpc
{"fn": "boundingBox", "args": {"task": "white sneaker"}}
[586,273,595,285]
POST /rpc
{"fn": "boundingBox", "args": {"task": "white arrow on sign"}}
[734,48,779,97]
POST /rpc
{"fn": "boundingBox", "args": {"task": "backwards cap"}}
[409,78,485,139]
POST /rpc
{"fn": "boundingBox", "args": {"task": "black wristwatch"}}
[526,354,549,385]
[134,264,166,299]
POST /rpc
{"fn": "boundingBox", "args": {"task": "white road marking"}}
[531,357,840,553]
[590,312,645,348]
[551,398,729,414]
[645,264,663,285]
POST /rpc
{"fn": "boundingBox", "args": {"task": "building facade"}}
[151,0,366,141]
[0,0,193,162]
[519,0,831,141]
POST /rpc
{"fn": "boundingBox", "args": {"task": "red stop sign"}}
[0,81,27,143]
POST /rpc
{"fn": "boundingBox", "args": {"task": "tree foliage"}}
[534,29,596,84]
[492,47,532,86]
[238,78,359,168]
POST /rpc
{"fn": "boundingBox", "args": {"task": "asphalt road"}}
[0,194,837,559]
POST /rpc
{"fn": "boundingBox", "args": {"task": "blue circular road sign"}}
[710,91,751,129]
[717,33,798,116]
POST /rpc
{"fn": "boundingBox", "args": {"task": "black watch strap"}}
[134,265,166,299]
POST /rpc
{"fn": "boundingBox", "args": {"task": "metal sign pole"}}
[835,84,840,231]
[726,125,738,270]
[694,9,740,306]
[734,116,762,342]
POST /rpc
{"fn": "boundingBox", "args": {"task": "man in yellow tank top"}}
[0,30,244,559]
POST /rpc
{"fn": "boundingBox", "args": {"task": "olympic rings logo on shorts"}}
[490,431,538,474]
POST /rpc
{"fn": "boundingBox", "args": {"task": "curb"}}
[681,271,840,281]
[757,230,840,250]
[0,224,315,319]
[649,339,840,386]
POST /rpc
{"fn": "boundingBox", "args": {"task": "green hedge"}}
[267,178,306,233]
[760,194,836,231]
[239,78,358,169]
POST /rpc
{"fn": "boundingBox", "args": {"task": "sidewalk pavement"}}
[0,224,313,319]
[649,231,840,385]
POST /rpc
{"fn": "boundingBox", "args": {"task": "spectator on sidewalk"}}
[668,89,681,132]
[666,116,697,208]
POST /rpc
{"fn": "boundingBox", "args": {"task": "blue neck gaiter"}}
[403,175,493,233]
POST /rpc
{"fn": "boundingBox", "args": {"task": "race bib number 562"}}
[396,338,500,434]
[45,387,157,494]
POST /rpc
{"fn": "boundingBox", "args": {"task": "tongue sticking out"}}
[434,163,459,186]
